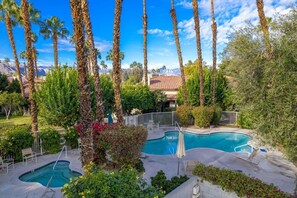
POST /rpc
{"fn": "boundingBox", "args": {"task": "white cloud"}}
[138,28,173,37]
[176,0,192,9]
[177,0,294,46]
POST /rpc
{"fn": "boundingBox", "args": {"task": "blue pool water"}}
[142,131,252,155]
[19,160,81,188]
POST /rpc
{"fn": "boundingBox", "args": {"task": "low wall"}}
[165,176,239,198]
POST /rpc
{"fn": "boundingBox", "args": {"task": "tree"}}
[222,10,297,161]
[81,0,104,123]
[111,0,125,125]
[152,90,167,112]
[31,32,38,78]
[142,0,148,86]
[0,92,24,119]
[7,78,21,93]
[0,0,24,97]
[0,73,9,91]
[192,0,205,106]
[170,0,188,105]
[256,0,271,56]
[70,0,94,166]
[210,0,217,106]
[100,60,107,70]
[20,51,27,76]
[36,67,80,128]
[21,0,38,133]
[40,16,69,67]
[4,57,10,63]
[106,49,124,62]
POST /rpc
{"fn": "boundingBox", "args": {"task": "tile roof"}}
[149,76,181,91]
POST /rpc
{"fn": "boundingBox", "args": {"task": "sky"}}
[0,0,295,69]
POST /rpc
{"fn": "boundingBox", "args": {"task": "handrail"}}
[53,144,67,170]
[175,121,181,132]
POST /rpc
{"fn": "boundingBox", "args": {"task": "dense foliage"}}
[212,106,223,125]
[35,67,80,128]
[192,106,214,128]
[178,65,233,110]
[39,128,61,154]
[193,163,291,198]
[151,170,189,195]
[0,73,21,93]
[176,105,193,126]
[121,84,154,114]
[64,127,80,149]
[222,9,297,162]
[0,125,33,161]
[62,163,163,198]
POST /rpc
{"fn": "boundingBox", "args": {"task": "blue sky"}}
[0,0,294,69]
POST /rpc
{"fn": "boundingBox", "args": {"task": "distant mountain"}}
[149,68,181,76]
[0,62,49,77]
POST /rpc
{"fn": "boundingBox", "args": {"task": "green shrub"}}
[96,125,147,167]
[176,105,193,126]
[237,110,255,129]
[193,163,291,198]
[0,125,33,161]
[192,106,214,127]
[212,106,222,125]
[39,128,61,154]
[151,170,189,194]
[64,127,80,149]
[61,163,163,198]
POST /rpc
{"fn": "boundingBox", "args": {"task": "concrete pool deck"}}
[0,127,296,197]
[0,149,82,198]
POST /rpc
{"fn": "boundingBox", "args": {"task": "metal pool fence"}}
[124,111,238,126]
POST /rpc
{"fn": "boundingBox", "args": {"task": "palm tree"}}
[112,0,124,125]
[170,0,188,105]
[0,0,24,97]
[70,0,94,166]
[20,50,27,77]
[100,60,107,70]
[256,0,271,56]
[31,32,38,78]
[192,0,205,106]
[40,16,69,67]
[81,0,104,123]
[21,0,38,133]
[210,0,217,106]
[142,0,148,86]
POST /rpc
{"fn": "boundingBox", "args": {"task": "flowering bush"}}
[176,105,193,126]
[61,162,163,198]
[131,108,142,115]
[94,125,147,168]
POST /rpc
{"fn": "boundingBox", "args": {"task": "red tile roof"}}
[149,76,181,91]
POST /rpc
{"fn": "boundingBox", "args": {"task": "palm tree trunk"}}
[21,0,38,133]
[70,0,94,166]
[5,15,24,97]
[192,0,205,106]
[170,0,188,105]
[33,46,38,78]
[53,32,59,67]
[87,57,91,73]
[112,0,125,125]
[23,62,27,77]
[143,0,148,86]
[210,0,217,106]
[82,0,105,123]
[256,0,271,56]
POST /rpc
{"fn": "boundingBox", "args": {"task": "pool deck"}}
[0,149,82,198]
[0,126,296,197]
[143,126,297,195]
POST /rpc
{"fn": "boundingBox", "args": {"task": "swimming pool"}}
[142,131,252,155]
[19,160,81,188]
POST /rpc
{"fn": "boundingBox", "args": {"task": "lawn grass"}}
[0,115,31,128]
